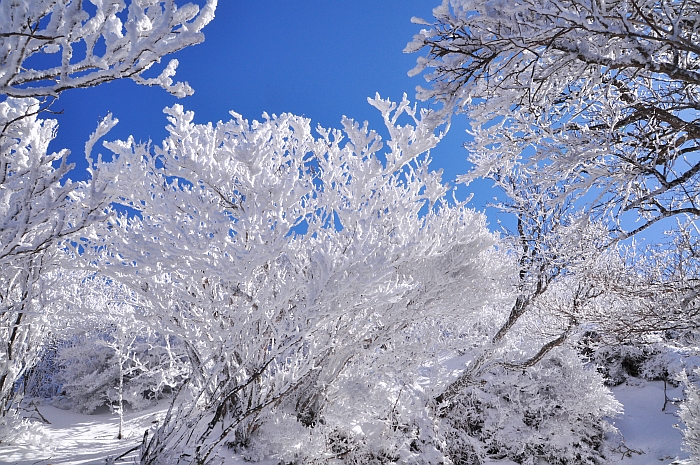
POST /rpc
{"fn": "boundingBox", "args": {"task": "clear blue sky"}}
[49,1,507,228]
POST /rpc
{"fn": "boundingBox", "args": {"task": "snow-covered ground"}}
[0,402,272,465]
[0,379,691,465]
[1,404,165,465]
[608,379,689,464]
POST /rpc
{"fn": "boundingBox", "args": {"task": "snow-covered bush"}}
[680,370,700,464]
[0,408,51,449]
[35,273,191,418]
[442,348,621,465]
[242,349,448,464]
[48,327,188,414]
[21,336,63,402]
[593,344,668,386]
[48,331,118,414]
[84,96,518,463]
[585,333,694,388]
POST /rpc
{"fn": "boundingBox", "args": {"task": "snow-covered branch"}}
[410,0,700,241]
[0,0,217,98]
[81,97,516,462]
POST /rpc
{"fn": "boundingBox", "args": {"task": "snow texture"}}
[0,380,689,464]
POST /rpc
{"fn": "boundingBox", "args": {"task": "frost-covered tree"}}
[81,96,528,463]
[77,95,622,464]
[408,0,700,240]
[406,0,700,401]
[425,156,626,407]
[432,183,627,462]
[0,103,117,419]
[407,0,700,284]
[400,4,700,463]
[0,0,216,424]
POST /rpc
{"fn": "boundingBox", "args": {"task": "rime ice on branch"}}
[410,0,700,241]
[0,0,217,99]
[0,0,217,428]
[89,96,515,463]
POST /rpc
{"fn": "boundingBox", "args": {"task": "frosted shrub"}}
[48,327,188,414]
[89,96,512,463]
[442,348,621,465]
[21,336,63,401]
[243,390,444,465]
[592,343,661,386]
[680,370,700,464]
[51,330,120,413]
[0,409,51,449]
[251,363,447,464]
[588,337,691,387]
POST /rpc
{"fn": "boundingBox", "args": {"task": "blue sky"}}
[48,1,507,229]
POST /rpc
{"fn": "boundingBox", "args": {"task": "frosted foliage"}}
[88,95,513,463]
[0,0,217,98]
[681,370,700,464]
[0,408,51,448]
[411,0,700,240]
[51,327,188,413]
[443,348,620,465]
[247,351,450,464]
[0,97,116,418]
[43,274,189,414]
[0,98,110,263]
